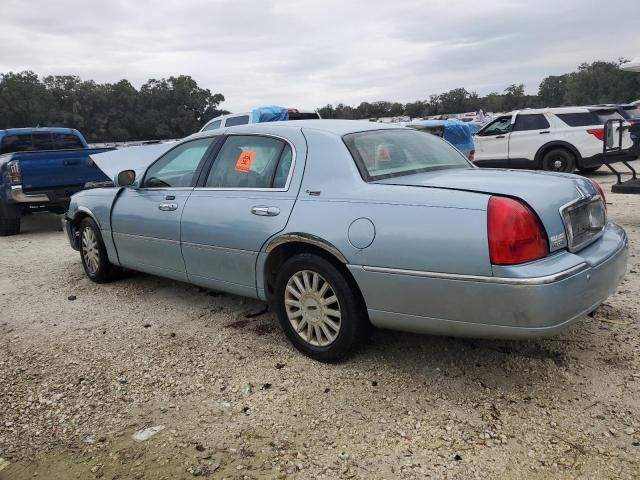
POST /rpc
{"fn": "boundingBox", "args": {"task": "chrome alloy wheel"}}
[81,227,100,274]
[284,270,341,347]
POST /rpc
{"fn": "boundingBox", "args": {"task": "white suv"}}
[200,107,320,132]
[473,107,635,172]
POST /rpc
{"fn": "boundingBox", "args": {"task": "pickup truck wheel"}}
[0,206,20,236]
[274,253,366,362]
[79,217,120,283]
[541,148,576,173]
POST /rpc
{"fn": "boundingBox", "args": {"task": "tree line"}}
[0,72,228,142]
[318,60,640,120]
[0,60,638,142]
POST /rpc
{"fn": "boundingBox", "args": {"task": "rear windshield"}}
[555,112,601,127]
[343,129,469,181]
[592,109,625,122]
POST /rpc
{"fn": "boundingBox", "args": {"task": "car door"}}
[111,137,219,282]
[180,131,305,297]
[507,113,551,168]
[473,115,512,167]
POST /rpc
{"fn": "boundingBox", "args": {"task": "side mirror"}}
[116,170,136,187]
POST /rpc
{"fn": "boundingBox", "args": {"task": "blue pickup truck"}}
[0,128,114,235]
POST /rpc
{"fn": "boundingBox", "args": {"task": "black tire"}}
[0,205,20,236]
[78,217,121,283]
[274,253,367,362]
[577,165,601,173]
[541,148,576,173]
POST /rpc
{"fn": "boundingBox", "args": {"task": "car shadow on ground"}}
[16,212,64,235]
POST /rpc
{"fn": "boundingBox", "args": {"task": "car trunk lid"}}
[375,167,605,253]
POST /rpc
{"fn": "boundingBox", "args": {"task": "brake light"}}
[468,149,475,161]
[487,196,548,265]
[7,160,21,185]
[591,179,606,204]
[587,128,605,141]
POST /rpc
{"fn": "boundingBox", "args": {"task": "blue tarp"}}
[405,119,475,153]
[252,106,289,123]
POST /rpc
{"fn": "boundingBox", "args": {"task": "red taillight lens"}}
[488,196,549,265]
[7,160,21,185]
[590,179,606,204]
[587,128,605,141]
[468,149,475,161]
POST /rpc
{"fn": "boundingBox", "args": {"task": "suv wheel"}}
[79,217,121,283]
[541,148,576,173]
[274,253,367,362]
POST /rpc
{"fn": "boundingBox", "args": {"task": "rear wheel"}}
[274,253,367,362]
[541,148,576,173]
[0,205,20,236]
[79,217,120,283]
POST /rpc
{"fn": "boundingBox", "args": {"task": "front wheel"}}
[274,253,367,362]
[79,217,121,283]
[541,148,576,173]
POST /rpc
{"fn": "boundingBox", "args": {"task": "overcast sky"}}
[1,0,638,112]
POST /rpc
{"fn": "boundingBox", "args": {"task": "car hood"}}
[89,142,177,183]
[375,167,600,252]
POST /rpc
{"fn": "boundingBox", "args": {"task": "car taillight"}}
[590,179,606,205]
[587,128,605,141]
[468,149,475,161]
[487,196,548,265]
[7,160,21,185]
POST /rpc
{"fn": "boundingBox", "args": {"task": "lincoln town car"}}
[63,121,628,361]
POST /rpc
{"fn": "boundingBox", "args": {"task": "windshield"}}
[343,128,470,181]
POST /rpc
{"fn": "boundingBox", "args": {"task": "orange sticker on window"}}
[235,150,256,172]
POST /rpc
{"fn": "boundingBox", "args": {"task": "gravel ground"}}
[1,167,639,480]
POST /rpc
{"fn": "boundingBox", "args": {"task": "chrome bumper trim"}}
[362,262,590,286]
[9,185,49,203]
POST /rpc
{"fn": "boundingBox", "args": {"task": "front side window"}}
[53,133,84,150]
[225,115,250,127]
[513,114,550,131]
[343,129,469,182]
[0,134,33,154]
[478,116,512,136]
[205,135,291,189]
[142,138,214,188]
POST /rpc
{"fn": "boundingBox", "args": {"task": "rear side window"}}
[53,133,84,150]
[0,134,33,154]
[203,120,222,131]
[225,115,250,127]
[205,135,291,189]
[33,133,54,150]
[556,112,601,127]
[513,114,550,131]
[592,110,625,122]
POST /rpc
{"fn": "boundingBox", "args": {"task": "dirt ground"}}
[1,167,639,480]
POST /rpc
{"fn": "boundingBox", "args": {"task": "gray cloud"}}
[0,0,638,112]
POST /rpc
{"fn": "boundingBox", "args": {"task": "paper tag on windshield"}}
[235,150,256,172]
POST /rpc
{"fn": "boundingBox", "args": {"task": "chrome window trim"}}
[361,262,590,286]
[559,193,606,252]
[194,133,297,193]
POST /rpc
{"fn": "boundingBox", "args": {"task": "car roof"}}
[505,107,594,116]
[189,119,403,141]
[0,127,79,136]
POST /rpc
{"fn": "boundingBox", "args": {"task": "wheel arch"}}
[262,233,364,305]
[534,141,582,169]
[68,208,101,249]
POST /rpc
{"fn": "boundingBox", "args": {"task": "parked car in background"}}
[473,107,636,172]
[0,128,114,235]
[587,104,640,155]
[63,120,627,361]
[404,119,475,160]
[200,105,320,132]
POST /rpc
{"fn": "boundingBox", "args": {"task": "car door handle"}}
[251,206,280,216]
[63,159,80,166]
[158,202,178,211]
[539,131,550,134]
[496,135,505,139]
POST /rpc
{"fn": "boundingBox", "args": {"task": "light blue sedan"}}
[63,121,628,361]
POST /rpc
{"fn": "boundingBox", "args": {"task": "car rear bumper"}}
[581,149,638,168]
[348,223,628,339]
